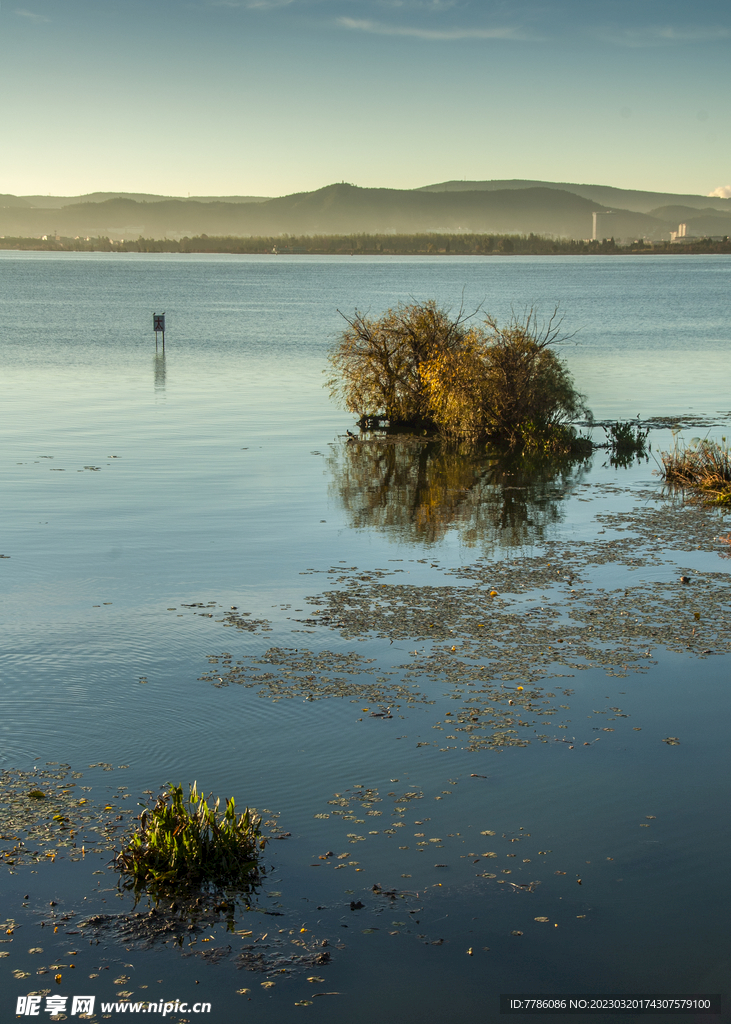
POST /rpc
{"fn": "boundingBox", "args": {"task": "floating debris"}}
[78,898,330,983]
[179,603,271,632]
[200,648,429,706]
[0,767,133,867]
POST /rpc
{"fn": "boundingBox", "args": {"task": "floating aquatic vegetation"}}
[312,560,730,669]
[0,766,133,867]
[115,783,266,892]
[303,494,731,698]
[306,785,594,941]
[594,488,730,553]
[219,609,272,632]
[644,414,730,431]
[80,903,231,949]
[196,485,729,758]
[78,904,333,981]
[200,648,429,706]
[234,942,331,977]
[176,603,271,632]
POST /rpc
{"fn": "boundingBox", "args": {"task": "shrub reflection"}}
[328,437,590,547]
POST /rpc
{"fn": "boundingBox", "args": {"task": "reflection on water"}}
[153,351,166,390]
[328,436,590,547]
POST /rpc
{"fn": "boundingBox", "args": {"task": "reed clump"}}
[115,783,266,891]
[661,436,731,504]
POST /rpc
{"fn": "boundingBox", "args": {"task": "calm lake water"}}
[1,252,730,1023]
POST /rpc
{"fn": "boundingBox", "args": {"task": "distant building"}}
[592,211,614,241]
[669,221,729,243]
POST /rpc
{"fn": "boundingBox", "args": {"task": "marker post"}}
[153,313,166,349]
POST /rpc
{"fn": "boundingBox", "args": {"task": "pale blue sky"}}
[1,0,729,196]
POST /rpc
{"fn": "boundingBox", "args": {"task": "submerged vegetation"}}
[115,783,266,891]
[661,436,731,504]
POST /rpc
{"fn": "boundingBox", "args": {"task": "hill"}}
[418,179,731,215]
[18,192,270,208]
[1,181,729,242]
[0,184,643,241]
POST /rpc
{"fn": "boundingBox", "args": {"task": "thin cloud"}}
[204,0,296,7]
[377,0,461,8]
[338,16,527,40]
[208,0,296,7]
[245,0,297,8]
[598,25,730,47]
[14,8,51,21]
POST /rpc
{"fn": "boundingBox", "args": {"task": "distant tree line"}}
[0,233,729,255]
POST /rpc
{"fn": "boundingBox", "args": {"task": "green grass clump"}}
[115,783,266,890]
[604,417,649,452]
[602,417,650,467]
[661,436,731,504]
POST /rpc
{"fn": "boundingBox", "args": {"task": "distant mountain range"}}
[1,180,729,242]
[416,179,731,214]
[0,192,270,208]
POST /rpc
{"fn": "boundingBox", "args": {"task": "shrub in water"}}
[115,783,266,890]
[473,309,588,447]
[327,300,480,428]
[328,301,589,448]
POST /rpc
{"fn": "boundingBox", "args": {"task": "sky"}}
[1,0,729,198]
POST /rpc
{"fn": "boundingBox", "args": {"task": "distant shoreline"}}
[0,233,729,256]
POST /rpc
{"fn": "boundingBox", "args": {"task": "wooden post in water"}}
[153,312,166,350]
